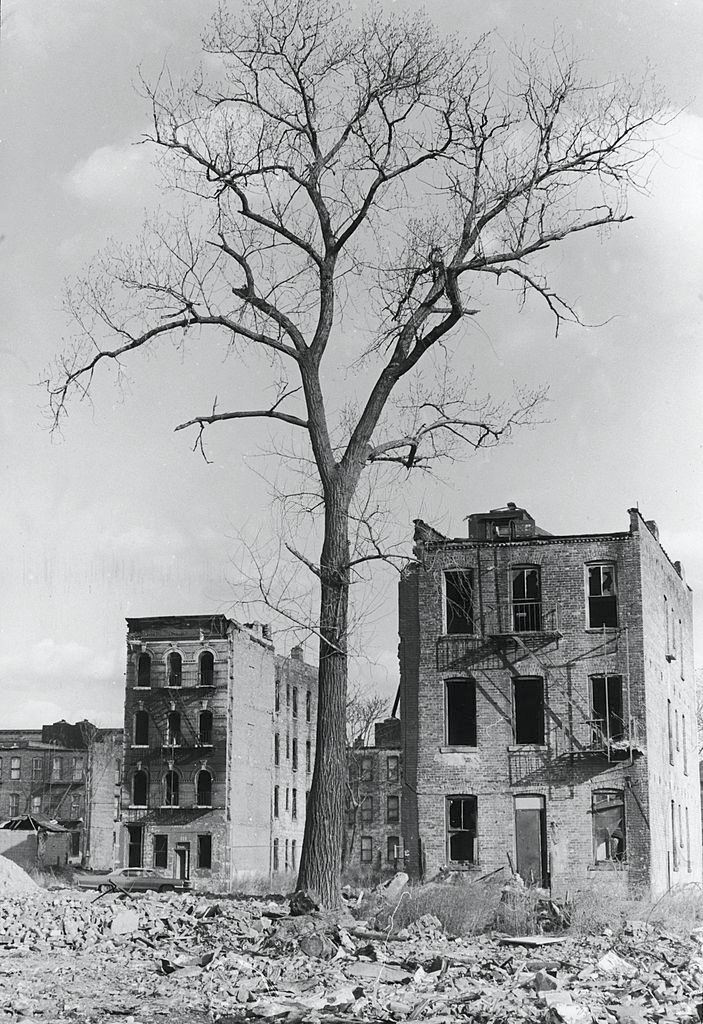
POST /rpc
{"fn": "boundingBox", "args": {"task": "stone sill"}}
[587,862,628,872]
[585,628,619,635]
[438,746,479,754]
[507,745,548,752]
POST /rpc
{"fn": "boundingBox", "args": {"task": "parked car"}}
[76,867,191,893]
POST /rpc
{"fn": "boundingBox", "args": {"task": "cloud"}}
[64,143,158,204]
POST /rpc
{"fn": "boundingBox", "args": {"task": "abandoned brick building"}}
[121,615,317,889]
[0,722,122,867]
[398,504,701,897]
[345,718,403,875]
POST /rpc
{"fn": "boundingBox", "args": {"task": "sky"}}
[1,0,703,728]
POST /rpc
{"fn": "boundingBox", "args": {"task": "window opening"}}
[590,675,624,745]
[199,710,213,745]
[387,835,400,864]
[683,714,688,775]
[360,795,373,825]
[132,770,148,807]
[445,570,474,634]
[447,795,477,864]
[127,825,143,868]
[588,564,618,628]
[197,834,212,869]
[292,687,298,718]
[167,711,182,747]
[306,740,311,773]
[163,771,179,807]
[592,790,625,863]
[134,710,149,746]
[274,733,280,766]
[153,835,168,869]
[387,795,400,823]
[446,678,477,746]
[52,757,62,780]
[306,690,311,722]
[31,796,41,815]
[196,770,212,806]
[32,757,41,781]
[387,755,399,782]
[671,800,678,870]
[515,794,547,887]
[72,756,84,782]
[275,675,280,712]
[167,651,182,687]
[10,757,20,781]
[9,794,19,817]
[291,839,297,869]
[360,756,373,781]
[292,789,297,820]
[137,653,151,687]
[360,836,372,863]
[512,568,542,631]
[273,838,279,871]
[273,786,279,817]
[292,738,298,771]
[513,677,544,745]
[199,651,214,686]
[667,699,674,765]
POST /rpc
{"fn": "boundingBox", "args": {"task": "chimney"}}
[244,621,263,638]
[507,501,517,510]
[290,645,304,661]
[262,624,273,642]
[645,520,659,541]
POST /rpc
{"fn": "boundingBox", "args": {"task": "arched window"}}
[163,771,179,807]
[167,651,182,687]
[199,651,214,687]
[166,711,181,747]
[199,710,213,745]
[132,770,148,807]
[196,770,212,806]
[137,653,151,687]
[134,710,149,746]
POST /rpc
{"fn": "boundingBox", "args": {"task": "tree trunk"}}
[297,488,350,907]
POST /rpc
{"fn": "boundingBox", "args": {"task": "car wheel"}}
[159,885,174,893]
[97,883,112,893]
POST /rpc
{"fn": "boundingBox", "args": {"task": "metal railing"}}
[129,667,218,689]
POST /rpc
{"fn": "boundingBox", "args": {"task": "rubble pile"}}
[0,882,703,1023]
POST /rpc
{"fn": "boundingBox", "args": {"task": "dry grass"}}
[385,875,506,938]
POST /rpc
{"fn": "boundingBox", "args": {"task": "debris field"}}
[1,879,703,1024]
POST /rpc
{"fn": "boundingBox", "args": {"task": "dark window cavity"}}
[199,710,213,745]
[274,733,280,766]
[273,785,279,818]
[590,675,624,745]
[292,738,298,771]
[306,690,311,722]
[512,568,542,631]
[360,836,372,863]
[588,564,618,628]
[387,795,400,823]
[127,825,143,868]
[137,653,151,687]
[446,678,477,746]
[592,790,625,863]
[445,570,474,634]
[199,651,214,686]
[132,770,148,807]
[134,710,149,746]
[167,651,182,687]
[360,756,373,781]
[306,740,311,773]
[273,838,279,871]
[164,771,179,807]
[447,796,477,864]
[153,834,168,869]
[197,834,212,869]
[513,676,545,745]
[292,789,297,820]
[360,795,373,825]
[387,755,399,782]
[292,687,298,718]
[166,711,181,747]
[196,770,212,806]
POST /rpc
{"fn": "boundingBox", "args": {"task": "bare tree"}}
[47,0,666,905]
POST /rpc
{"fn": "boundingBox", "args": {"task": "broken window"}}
[167,651,182,687]
[154,834,168,869]
[32,757,42,781]
[72,756,84,782]
[166,711,181,747]
[592,790,625,863]
[447,796,477,865]
[274,733,280,766]
[127,825,143,867]
[387,755,399,782]
[360,836,372,863]
[273,785,279,818]
[163,771,179,807]
[134,710,149,746]
[445,570,474,634]
[588,564,618,628]
[31,796,41,815]
[137,653,151,687]
[512,568,542,632]
[199,651,214,687]
[590,675,624,745]
[132,770,148,807]
[513,677,545,745]
[272,838,279,871]
[306,690,311,722]
[292,789,297,820]
[306,740,311,774]
[387,795,400,824]
[196,770,212,806]
[292,687,298,718]
[197,834,212,869]
[9,794,19,817]
[292,738,298,771]
[199,710,213,745]
[360,796,373,825]
[446,678,477,746]
[387,835,400,863]
[360,756,373,781]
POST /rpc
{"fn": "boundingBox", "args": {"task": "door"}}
[175,843,190,880]
[515,795,548,887]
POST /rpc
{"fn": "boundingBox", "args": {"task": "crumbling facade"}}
[121,615,317,890]
[399,504,701,897]
[345,718,404,876]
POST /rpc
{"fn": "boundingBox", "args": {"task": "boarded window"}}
[592,790,625,863]
[137,653,151,687]
[134,710,149,746]
[197,834,212,869]
[387,795,400,823]
[588,564,617,628]
[133,770,148,807]
[387,755,399,782]
[447,796,477,864]
[164,771,179,807]
[513,677,544,745]
[387,835,400,863]
[445,570,474,634]
[512,568,542,631]
[196,770,212,806]
[199,710,213,745]
[167,651,182,687]
[360,796,373,825]
[446,678,477,746]
[360,836,372,863]
[199,651,214,686]
[591,675,624,744]
[154,835,167,868]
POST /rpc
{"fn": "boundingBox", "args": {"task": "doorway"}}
[514,795,547,887]
[175,842,190,880]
